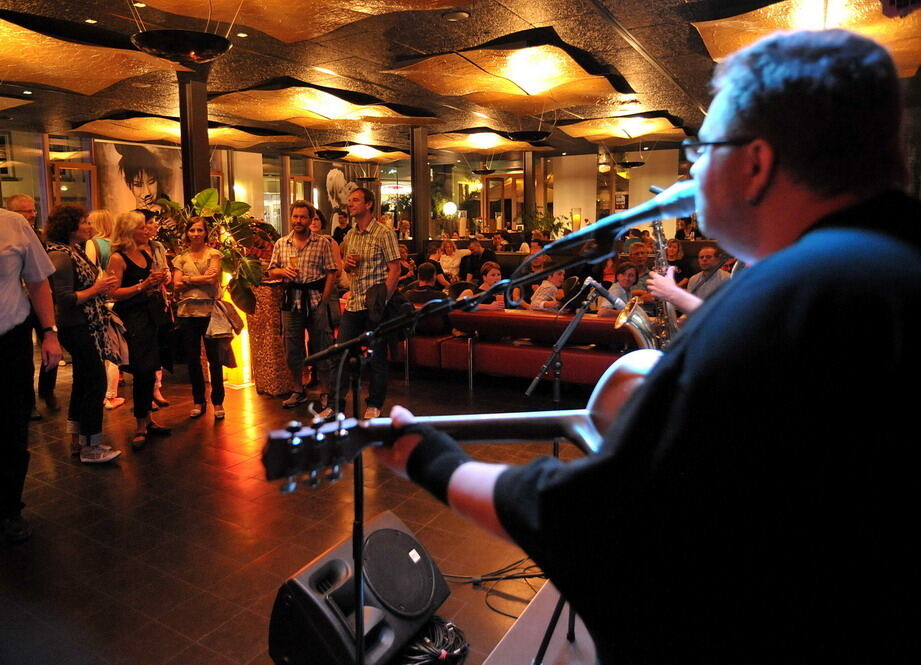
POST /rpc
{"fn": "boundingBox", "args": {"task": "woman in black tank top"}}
[107,212,171,449]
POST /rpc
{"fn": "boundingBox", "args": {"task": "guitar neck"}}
[363,409,600,454]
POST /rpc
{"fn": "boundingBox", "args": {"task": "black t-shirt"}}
[493,192,921,664]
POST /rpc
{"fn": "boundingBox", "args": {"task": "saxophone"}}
[614,219,678,349]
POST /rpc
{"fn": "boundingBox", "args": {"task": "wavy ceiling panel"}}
[0,16,184,95]
[429,128,553,154]
[558,112,688,144]
[388,28,631,116]
[209,78,437,128]
[0,96,32,112]
[143,0,468,43]
[297,143,411,163]
[693,0,921,77]
[71,115,299,149]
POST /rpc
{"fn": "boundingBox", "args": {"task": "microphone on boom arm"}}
[540,179,697,256]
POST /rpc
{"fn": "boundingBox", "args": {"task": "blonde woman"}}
[439,239,469,282]
[86,209,126,410]
[108,211,171,449]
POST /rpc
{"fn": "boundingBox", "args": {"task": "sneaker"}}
[282,392,308,409]
[190,404,204,418]
[80,445,122,464]
[104,397,126,410]
[213,405,225,420]
[363,406,381,419]
[1,515,32,543]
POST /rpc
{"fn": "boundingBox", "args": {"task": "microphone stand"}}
[525,286,598,664]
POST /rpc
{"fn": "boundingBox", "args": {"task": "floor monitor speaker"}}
[268,511,450,665]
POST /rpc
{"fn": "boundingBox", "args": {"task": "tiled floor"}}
[1,360,587,665]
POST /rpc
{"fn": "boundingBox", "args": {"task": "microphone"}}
[542,179,697,253]
[584,276,626,310]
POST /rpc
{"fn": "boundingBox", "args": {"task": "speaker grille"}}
[363,528,437,618]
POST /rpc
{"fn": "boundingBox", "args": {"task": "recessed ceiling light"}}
[313,66,337,76]
[22,90,33,95]
[236,32,248,38]
[561,152,567,156]
[85,19,98,24]
[472,111,490,119]
[133,2,147,7]
[131,82,152,88]
[443,11,470,22]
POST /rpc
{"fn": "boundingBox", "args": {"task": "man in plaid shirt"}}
[267,201,337,411]
[339,188,401,419]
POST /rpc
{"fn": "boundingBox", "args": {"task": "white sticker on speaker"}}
[408,549,421,564]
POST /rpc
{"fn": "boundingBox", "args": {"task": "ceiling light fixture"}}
[85,19,98,24]
[133,2,147,7]
[313,66,337,76]
[236,32,248,38]
[22,90,33,95]
[443,11,470,22]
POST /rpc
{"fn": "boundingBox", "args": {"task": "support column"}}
[410,126,431,251]
[522,151,536,219]
[280,154,291,235]
[177,65,212,204]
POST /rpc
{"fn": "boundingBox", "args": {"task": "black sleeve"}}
[49,251,79,310]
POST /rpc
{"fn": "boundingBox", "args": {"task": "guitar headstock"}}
[262,416,384,492]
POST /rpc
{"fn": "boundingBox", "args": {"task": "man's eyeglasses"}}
[682,138,754,163]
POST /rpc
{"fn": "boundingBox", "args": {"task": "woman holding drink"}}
[107,211,172,449]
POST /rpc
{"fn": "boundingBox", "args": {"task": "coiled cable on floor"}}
[395,615,469,664]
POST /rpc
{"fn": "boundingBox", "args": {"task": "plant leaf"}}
[228,277,257,314]
[223,200,251,217]
[192,188,220,215]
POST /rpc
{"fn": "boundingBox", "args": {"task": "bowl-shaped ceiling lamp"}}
[0,10,186,95]
[558,111,688,144]
[131,29,232,67]
[209,77,437,129]
[429,127,553,154]
[139,0,471,43]
[71,113,299,149]
[298,142,411,163]
[693,0,921,77]
[387,27,633,116]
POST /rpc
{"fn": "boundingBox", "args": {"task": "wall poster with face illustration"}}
[95,140,183,215]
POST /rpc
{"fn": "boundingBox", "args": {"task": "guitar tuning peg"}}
[281,475,298,494]
[307,470,321,489]
[327,464,341,482]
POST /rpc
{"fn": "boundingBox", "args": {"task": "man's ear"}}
[744,139,777,205]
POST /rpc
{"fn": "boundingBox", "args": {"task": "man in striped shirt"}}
[339,188,401,419]
[267,201,337,411]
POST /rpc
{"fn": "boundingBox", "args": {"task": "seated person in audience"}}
[424,241,451,289]
[511,253,552,306]
[686,245,730,301]
[666,239,694,287]
[460,239,497,283]
[404,262,445,304]
[627,242,655,309]
[530,268,566,311]
[458,261,505,310]
[492,231,512,252]
[397,243,416,287]
[598,263,638,317]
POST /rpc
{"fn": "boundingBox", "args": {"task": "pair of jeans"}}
[58,325,106,440]
[281,307,334,397]
[336,308,388,413]
[0,321,34,519]
[178,317,224,405]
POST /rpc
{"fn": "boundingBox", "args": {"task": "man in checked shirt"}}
[339,187,401,419]
[267,201,337,412]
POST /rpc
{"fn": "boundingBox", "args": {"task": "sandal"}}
[190,404,204,418]
[213,405,225,420]
[131,432,148,450]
